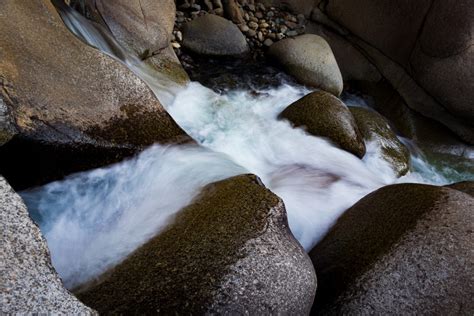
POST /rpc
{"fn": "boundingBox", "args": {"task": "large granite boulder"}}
[182,14,249,57]
[410,0,474,124]
[79,0,189,84]
[268,34,343,96]
[310,184,474,315]
[309,0,474,144]
[1,176,94,314]
[0,0,190,189]
[446,181,474,197]
[325,0,432,66]
[279,91,365,158]
[350,107,410,177]
[77,174,317,314]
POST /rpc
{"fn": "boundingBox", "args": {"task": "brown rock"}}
[78,175,317,314]
[0,0,189,189]
[310,184,474,315]
[279,91,365,158]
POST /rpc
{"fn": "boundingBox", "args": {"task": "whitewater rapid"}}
[21,2,467,289]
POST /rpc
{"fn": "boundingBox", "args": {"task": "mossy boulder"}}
[350,107,410,176]
[446,181,474,197]
[0,0,191,189]
[268,34,343,96]
[279,91,366,158]
[77,174,317,314]
[310,184,474,315]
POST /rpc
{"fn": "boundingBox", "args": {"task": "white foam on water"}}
[21,3,467,289]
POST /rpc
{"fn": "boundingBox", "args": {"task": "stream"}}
[21,2,473,289]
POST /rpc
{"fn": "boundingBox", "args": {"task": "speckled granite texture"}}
[0,176,94,314]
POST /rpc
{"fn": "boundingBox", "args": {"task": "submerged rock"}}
[279,91,365,158]
[268,34,343,96]
[182,14,249,56]
[78,174,316,314]
[350,107,410,176]
[0,0,190,189]
[0,176,94,314]
[310,183,474,315]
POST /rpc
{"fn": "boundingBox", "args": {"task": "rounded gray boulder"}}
[310,183,474,315]
[182,14,249,56]
[268,34,343,96]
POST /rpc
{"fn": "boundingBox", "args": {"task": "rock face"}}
[410,0,474,124]
[302,0,474,144]
[78,174,317,314]
[82,0,189,84]
[279,91,365,158]
[446,181,474,197]
[305,22,381,83]
[268,34,343,96]
[350,107,410,177]
[182,14,249,56]
[310,184,474,315]
[0,176,94,314]
[78,175,316,315]
[0,0,190,189]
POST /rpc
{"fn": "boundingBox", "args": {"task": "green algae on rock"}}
[279,91,365,158]
[310,183,474,315]
[349,106,410,177]
[77,174,316,315]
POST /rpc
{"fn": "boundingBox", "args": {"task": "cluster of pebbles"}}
[172,2,306,56]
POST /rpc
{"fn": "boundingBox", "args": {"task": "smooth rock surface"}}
[350,107,410,177]
[310,184,474,315]
[78,174,317,314]
[305,22,381,83]
[0,176,94,314]
[410,0,474,124]
[325,0,432,66]
[182,14,249,56]
[279,91,365,158]
[446,181,474,197]
[268,34,343,96]
[85,0,189,83]
[0,0,190,189]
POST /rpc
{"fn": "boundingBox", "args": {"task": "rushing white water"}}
[21,2,471,289]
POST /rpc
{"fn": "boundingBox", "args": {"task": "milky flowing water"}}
[21,2,473,289]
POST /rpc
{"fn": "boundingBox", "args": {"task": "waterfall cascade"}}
[21,2,473,289]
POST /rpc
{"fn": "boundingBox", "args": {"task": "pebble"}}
[259,22,269,29]
[239,24,250,32]
[172,42,181,49]
[263,38,273,47]
[285,21,298,29]
[257,31,264,42]
[175,31,183,42]
[247,29,256,37]
[255,12,263,19]
[286,30,298,37]
[248,21,258,30]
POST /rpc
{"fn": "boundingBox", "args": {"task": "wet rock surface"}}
[1,176,94,314]
[310,183,474,315]
[350,106,410,177]
[0,0,190,189]
[78,174,317,314]
[279,91,365,158]
[268,34,343,96]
